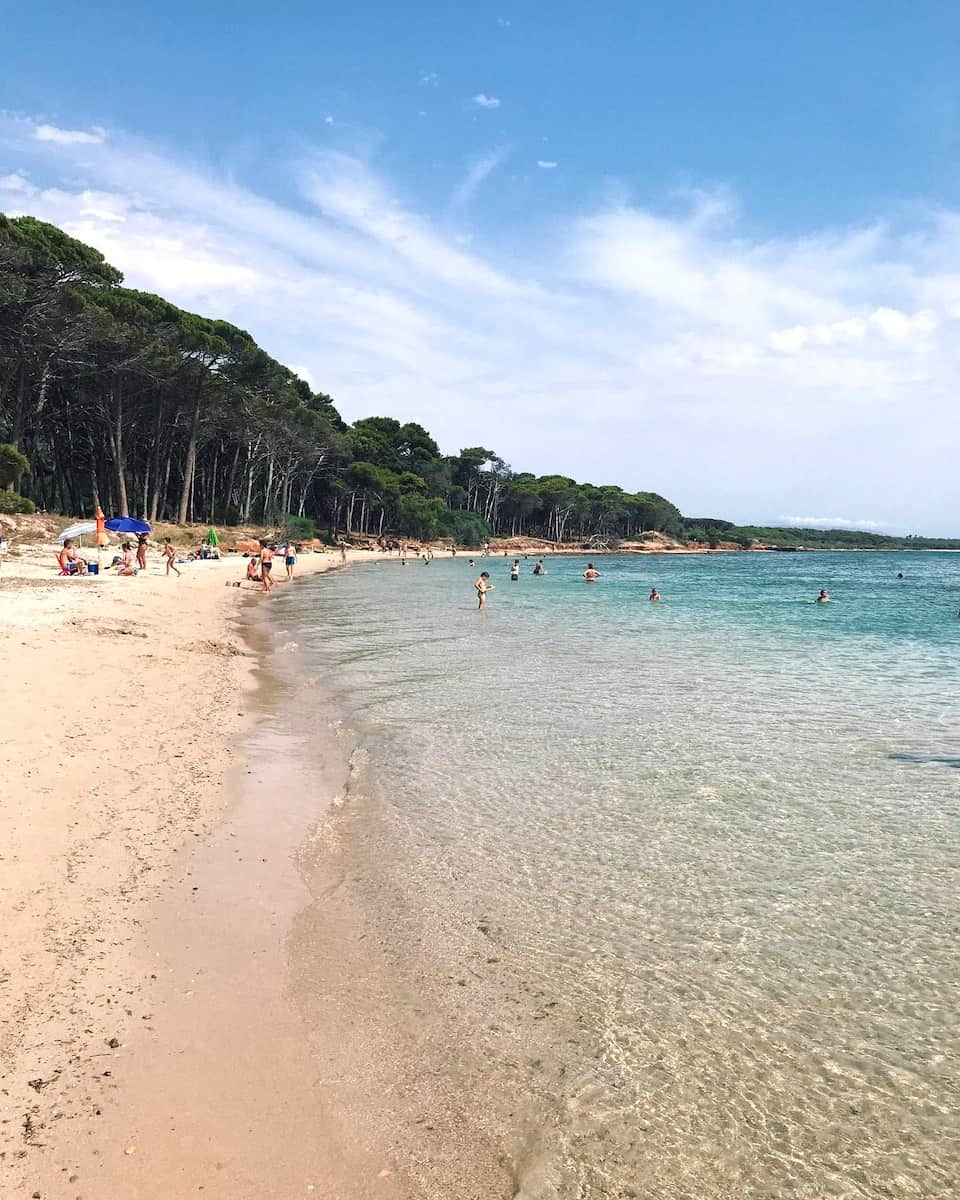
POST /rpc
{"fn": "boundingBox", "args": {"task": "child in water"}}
[475,571,494,609]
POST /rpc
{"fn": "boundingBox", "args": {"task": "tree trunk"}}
[177,394,202,525]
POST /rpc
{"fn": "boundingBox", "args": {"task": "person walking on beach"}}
[136,533,148,572]
[583,563,600,581]
[340,543,347,565]
[510,559,520,581]
[259,540,275,593]
[476,571,493,609]
[284,541,297,580]
[162,538,180,578]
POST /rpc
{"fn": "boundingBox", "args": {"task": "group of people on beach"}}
[57,535,182,578]
[244,540,299,592]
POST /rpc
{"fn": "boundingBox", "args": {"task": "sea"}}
[264,551,960,1199]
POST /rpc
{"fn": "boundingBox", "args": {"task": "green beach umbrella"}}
[205,527,220,547]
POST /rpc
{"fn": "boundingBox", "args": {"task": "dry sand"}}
[0,543,408,1198]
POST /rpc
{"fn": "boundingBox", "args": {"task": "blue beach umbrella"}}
[104,516,152,534]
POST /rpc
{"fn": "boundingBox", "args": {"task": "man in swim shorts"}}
[583,562,600,581]
[476,571,493,609]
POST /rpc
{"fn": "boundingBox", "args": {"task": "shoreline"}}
[0,548,400,1198]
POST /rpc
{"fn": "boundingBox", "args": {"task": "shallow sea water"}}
[271,552,960,1199]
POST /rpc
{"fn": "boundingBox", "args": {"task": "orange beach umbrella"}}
[95,505,108,570]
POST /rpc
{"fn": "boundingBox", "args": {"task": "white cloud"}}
[34,123,105,146]
[782,517,887,530]
[536,160,558,170]
[0,170,34,193]
[324,115,335,126]
[419,72,439,87]
[4,111,960,533]
[472,94,501,109]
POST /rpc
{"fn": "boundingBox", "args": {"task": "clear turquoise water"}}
[273,553,960,1198]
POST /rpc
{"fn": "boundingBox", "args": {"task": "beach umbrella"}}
[95,504,108,571]
[95,505,109,546]
[205,527,220,547]
[105,516,151,534]
[56,521,97,543]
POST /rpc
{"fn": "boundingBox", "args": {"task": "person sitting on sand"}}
[162,537,181,578]
[649,587,661,601]
[246,556,262,583]
[816,588,830,604]
[58,539,88,575]
[475,571,494,609]
[116,542,138,576]
[583,563,600,581]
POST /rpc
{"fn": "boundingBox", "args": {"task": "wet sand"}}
[2,548,490,1198]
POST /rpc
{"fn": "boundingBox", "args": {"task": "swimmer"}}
[583,562,600,581]
[533,560,546,575]
[649,587,661,601]
[510,559,520,581]
[476,571,494,609]
[816,588,830,603]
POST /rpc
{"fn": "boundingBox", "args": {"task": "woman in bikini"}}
[259,540,275,592]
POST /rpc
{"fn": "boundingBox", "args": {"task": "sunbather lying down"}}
[58,539,88,575]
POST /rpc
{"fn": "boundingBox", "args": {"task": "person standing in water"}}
[583,562,600,581]
[649,587,661,601]
[475,571,493,609]
[533,559,546,575]
[816,588,830,603]
[284,541,297,580]
[510,559,520,581]
[259,540,275,593]
[162,538,180,578]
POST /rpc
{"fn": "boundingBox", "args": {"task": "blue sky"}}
[3,2,960,532]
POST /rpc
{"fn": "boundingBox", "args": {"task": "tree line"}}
[0,214,691,542]
[3,214,957,550]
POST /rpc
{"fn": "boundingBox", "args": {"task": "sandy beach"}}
[0,543,416,1199]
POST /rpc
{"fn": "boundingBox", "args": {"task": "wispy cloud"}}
[450,146,511,211]
[34,123,105,146]
[536,160,558,170]
[472,94,501,109]
[3,112,960,532]
[419,72,439,87]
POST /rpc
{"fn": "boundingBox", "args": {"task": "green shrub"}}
[0,491,36,515]
[282,514,318,541]
[437,508,490,546]
[0,444,29,489]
